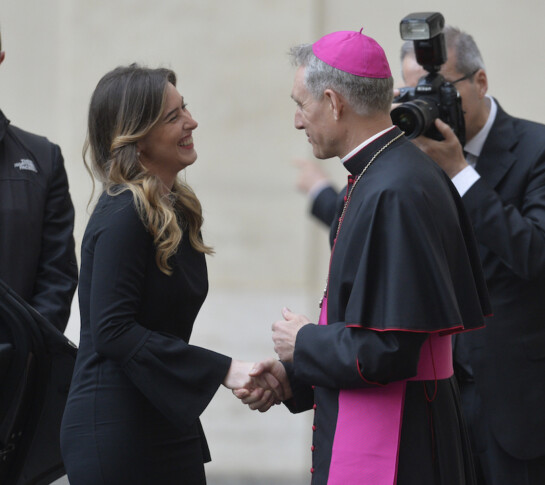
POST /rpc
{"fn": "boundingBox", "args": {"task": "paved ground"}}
[209,478,308,485]
[53,476,308,484]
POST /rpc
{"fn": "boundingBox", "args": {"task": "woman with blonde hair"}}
[60,64,269,484]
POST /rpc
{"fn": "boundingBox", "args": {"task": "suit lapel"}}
[476,101,518,188]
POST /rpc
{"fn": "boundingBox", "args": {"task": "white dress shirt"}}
[451,96,497,196]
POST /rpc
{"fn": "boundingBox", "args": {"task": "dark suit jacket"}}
[0,110,78,331]
[458,101,545,460]
[310,102,545,460]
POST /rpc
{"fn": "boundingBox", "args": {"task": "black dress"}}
[60,190,231,485]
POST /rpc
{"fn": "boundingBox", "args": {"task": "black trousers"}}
[459,379,545,485]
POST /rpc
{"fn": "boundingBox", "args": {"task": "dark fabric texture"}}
[60,190,231,485]
[396,378,476,485]
[325,127,490,334]
[459,379,545,485]
[310,101,545,475]
[311,185,340,227]
[295,323,428,389]
[0,279,76,485]
[0,110,77,332]
[288,127,487,484]
[455,101,545,465]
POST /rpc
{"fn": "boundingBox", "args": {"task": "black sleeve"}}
[293,322,428,389]
[89,199,231,432]
[281,361,315,413]
[462,149,545,280]
[311,186,340,227]
[30,143,77,332]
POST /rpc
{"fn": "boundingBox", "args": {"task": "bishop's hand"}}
[272,307,311,362]
[233,359,292,412]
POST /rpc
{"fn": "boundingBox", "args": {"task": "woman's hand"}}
[222,359,255,390]
[233,359,293,412]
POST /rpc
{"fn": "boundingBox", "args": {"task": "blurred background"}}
[1,0,544,483]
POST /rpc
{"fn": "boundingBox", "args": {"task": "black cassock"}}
[285,127,491,485]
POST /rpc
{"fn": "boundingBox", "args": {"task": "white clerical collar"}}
[464,95,497,158]
[341,126,396,164]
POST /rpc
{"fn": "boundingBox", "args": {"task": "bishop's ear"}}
[324,89,344,121]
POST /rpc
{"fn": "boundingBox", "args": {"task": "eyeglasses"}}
[450,69,479,85]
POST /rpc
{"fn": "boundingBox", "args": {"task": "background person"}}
[0,28,77,332]
[60,64,277,485]
[407,26,545,485]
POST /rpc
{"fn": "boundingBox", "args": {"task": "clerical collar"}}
[342,125,403,176]
[341,126,396,163]
[464,95,497,158]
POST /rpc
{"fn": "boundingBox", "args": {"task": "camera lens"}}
[391,98,439,139]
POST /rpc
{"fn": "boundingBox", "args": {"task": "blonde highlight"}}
[85,64,212,275]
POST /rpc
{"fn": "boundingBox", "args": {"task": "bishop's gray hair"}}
[401,25,485,78]
[289,43,394,116]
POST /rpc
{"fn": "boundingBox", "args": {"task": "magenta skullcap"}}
[312,29,392,79]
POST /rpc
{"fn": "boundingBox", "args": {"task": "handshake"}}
[223,307,312,412]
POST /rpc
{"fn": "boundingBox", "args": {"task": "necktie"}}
[464,150,478,168]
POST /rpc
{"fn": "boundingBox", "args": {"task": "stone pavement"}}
[53,475,309,484]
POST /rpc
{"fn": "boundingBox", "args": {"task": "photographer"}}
[297,23,545,485]
[406,26,545,485]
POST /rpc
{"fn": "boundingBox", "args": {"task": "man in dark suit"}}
[410,25,545,485]
[299,25,545,485]
[0,29,78,332]
[0,28,77,484]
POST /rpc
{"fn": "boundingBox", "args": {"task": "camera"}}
[390,12,466,145]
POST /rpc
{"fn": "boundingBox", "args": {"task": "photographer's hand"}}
[412,118,468,179]
[391,88,402,110]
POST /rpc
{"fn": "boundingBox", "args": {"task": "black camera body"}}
[390,12,466,145]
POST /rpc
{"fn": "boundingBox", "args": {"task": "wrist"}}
[446,158,469,179]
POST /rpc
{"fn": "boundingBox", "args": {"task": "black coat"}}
[0,278,77,485]
[0,110,77,332]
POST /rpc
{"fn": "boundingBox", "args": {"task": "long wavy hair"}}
[84,64,213,275]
